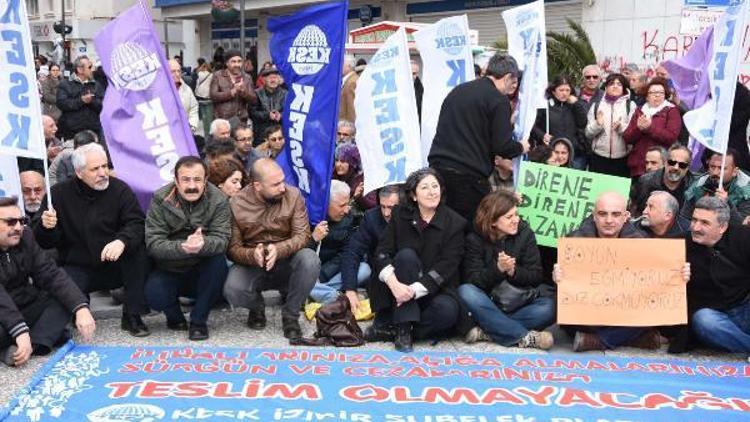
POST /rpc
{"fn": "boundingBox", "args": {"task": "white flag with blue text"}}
[0,155,23,212]
[355,28,422,195]
[502,0,548,110]
[0,0,46,160]
[414,15,475,165]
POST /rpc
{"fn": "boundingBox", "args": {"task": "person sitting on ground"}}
[19,170,46,225]
[204,139,238,167]
[550,138,574,168]
[224,158,320,340]
[207,158,246,198]
[333,143,377,213]
[372,168,466,353]
[644,146,667,174]
[232,123,259,171]
[488,156,515,192]
[687,196,750,358]
[255,124,285,160]
[527,145,558,166]
[639,191,690,238]
[204,118,233,157]
[34,143,150,337]
[308,180,365,305]
[458,190,555,350]
[145,157,231,341]
[0,196,96,367]
[49,129,99,187]
[631,143,694,218]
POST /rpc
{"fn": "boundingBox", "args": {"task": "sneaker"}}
[364,325,395,342]
[572,331,604,352]
[2,346,17,367]
[626,330,661,350]
[282,317,302,340]
[465,326,491,344]
[121,314,150,337]
[246,307,266,330]
[518,330,554,350]
[188,324,209,341]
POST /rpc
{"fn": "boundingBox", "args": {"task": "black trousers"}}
[433,167,490,225]
[63,246,149,315]
[0,295,70,354]
[379,249,459,340]
[589,154,630,178]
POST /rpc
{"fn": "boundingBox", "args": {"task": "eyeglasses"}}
[584,75,599,80]
[0,216,29,227]
[648,91,666,96]
[667,159,689,169]
[236,137,253,143]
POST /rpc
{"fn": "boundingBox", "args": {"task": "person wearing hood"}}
[624,77,682,178]
[585,74,636,178]
[550,137,574,168]
[531,76,587,169]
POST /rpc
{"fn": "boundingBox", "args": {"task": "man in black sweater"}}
[34,143,150,337]
[428,53,529,222]
[687,196,750,356]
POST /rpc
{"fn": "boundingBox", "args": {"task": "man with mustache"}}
[224,158,320,341]
[639,190,690,239]
[0,196,95,367]
[631,143,694,217]
[687,196,750,359]
[34,143,151,337]
[144,156,231,341]
[19,170,45,224]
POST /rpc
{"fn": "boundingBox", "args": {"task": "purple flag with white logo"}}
[94,1,197,210]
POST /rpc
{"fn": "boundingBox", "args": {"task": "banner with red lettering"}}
[2,342,749,421]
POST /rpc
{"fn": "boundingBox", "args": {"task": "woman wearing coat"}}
[458,190,555,349]
[40,63,62,121]
[371,168,466,352]
[623,77,682,178]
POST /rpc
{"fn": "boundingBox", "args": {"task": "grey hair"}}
[329,179,351,202]
[337,119,355,135]
[582,64,601,77]
[649,190,679,217]
[343,55,356,70]
[72,143,106,172]
[209,118,231,136]
[694,196,731,226]
[73,55,89,72]
[646,146,667,164]
[668,142,692,161]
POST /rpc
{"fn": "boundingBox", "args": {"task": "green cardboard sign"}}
[517,162,632,247]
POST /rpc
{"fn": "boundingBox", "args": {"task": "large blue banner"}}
[267,1,348,224]
[3,343,750,421]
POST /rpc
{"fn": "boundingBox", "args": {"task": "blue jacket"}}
[340,208,387,291]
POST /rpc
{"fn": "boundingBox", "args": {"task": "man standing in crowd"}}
[210,49,257,124]
[224,159,320,340]
[19,170,45,224]
[340,55,358,124]
[145,157,231,341]
[251,65,286,147]
[56,55,104,141]
[169,59,199,135]
[687,197,750,356]
[644,146,666,174]
[0,197,96,367]
[682,148,750,225]
[34,144,150,337]
[632,144,694,217]
[639,191,690,238]
[428,53,528,220]
[578,65,603,112]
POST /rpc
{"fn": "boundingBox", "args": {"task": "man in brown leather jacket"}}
[210,49,257,123]
[224,158,320,340]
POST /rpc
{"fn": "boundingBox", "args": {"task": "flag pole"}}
[719,151,727,188]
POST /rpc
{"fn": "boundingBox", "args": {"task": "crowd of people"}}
[3,47,750,368]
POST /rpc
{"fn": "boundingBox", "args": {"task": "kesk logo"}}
[87,403,165,421]
[435,22,467,56]
[110,41,161,91]
[288,25,331,75]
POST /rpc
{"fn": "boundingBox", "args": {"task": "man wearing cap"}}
[251,65,287,147]
[428,53,529,221]
[210,49,257,124]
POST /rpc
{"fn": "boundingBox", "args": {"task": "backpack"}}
[289,295,365,347]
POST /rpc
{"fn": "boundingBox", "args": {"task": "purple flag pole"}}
[94,0,198,210]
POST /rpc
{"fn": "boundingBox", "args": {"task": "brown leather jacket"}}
[209,69,257,122]
[228,184,311,267]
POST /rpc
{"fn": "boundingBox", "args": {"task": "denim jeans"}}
[145,254,228,326]
[310,262,371,304]
[691,300,750,353]
[458,283,555,346]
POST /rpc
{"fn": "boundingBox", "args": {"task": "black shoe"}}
[247,307,267,330]
[121,314,150,337]
[394,323,413,353]
[2,346,17,367]
[188,324,209,341]
[167,318,188,331]
[282,317,302,340]
[364,325,395,342]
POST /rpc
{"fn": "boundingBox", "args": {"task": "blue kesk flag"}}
[267,1,348,224]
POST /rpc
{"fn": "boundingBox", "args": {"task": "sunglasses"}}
[1,216,30,227]
[667,159,689,169]
[584,75,599,80]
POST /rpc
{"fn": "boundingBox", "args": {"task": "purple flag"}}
[94,1,197,210]
[663,26,714,169]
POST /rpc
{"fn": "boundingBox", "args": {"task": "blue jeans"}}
[593,326,647,349]
[457,284,555,346]
[310,262,371,304]
[692,300,750,353]
[571,154,588,171]
[145,254,228,326]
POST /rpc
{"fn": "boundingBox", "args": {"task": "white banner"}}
[0,154,23,211]
[683,1,748,154]
[414,15,475,165]
[355,28,422,195]
[502,0,548,110]
[0,0,46,160]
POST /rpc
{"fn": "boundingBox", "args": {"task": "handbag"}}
[290,295,365,347]
[490,281,539,314]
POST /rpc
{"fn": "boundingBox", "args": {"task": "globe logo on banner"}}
[435,22,466,56]
[87,403,165,421]
[288,25,330,75]
[110,41,161,91]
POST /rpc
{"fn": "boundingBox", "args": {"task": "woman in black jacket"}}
[371,168,466,352]
[531,75,588,170]
[458,190,555,349]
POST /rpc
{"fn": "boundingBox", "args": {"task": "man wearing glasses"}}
[0,196,96,367]
[577,65,604,113]
[632,144,695,218]
[56,55,104,141]
[232,123,260,171]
